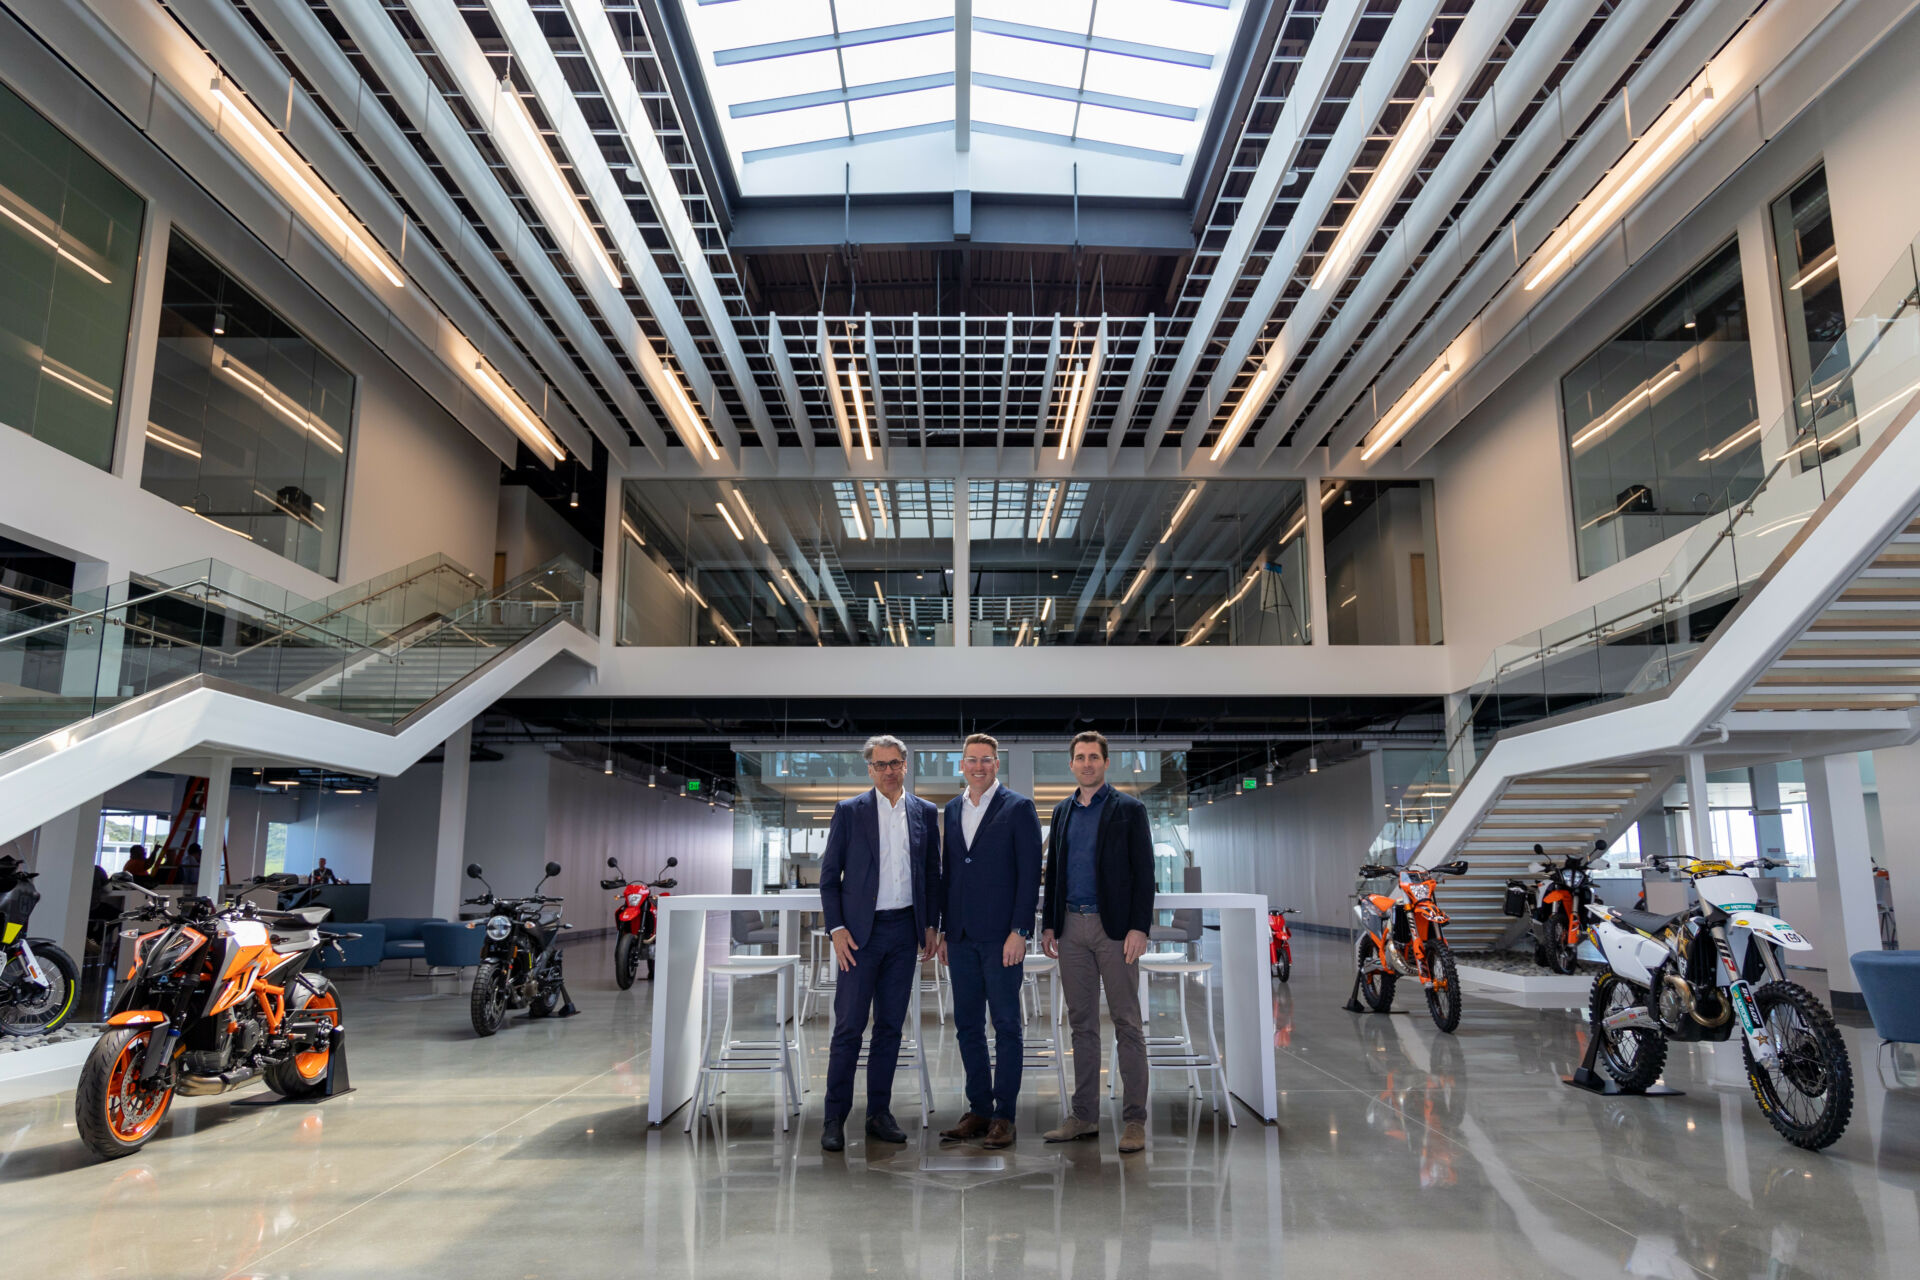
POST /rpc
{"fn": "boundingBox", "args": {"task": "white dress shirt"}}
[960,780,1000,849]
[875,788,912,911]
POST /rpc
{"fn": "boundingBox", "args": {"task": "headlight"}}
[486,915,513,941]
[1409,882,1432,901]
[626,892,645,907]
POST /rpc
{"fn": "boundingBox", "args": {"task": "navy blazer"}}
[1041,786,1156,941]
[819,788,941,947]
[940,786,1042,943]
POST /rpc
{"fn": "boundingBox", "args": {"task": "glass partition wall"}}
[1322,479,1443,645]
[0,80,144,470]
[1560,238,1762,577]
[1033,749,1191,892]
[1771,166,1851,446]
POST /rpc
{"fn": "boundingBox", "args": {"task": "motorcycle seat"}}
[1616,908,1683,937]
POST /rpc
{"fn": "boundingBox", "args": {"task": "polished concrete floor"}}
[1,933,1918,1278]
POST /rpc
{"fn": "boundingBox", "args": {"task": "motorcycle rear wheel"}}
[1425,946,1461,1034]
[1589,972,1667,1093]
[615,933,640,990]
[0,940,79,1035]
[264,978,340,1097]
[470,960,510,1037]
[1743,980,1853,1151]
[1547,936,1579,975]
[1272,948,1291,984]
[75,1027,175,1160]
[1356,936,1396,1012]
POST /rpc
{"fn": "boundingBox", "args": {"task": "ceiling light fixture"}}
[1055,359,1090,460]
[715,501,745,540]
[1311,84,1436,291]
[620,516,646,546]
[1041,597,1053,621]
[471,358,565,461]
[145,423,202,460]
[848,502,867,540]
[766,577,785,605]
[1343,488,1353,506]
[41,363,114,407]
[0,198,111,284]
[1035,482,1060,543]
[1015,618,1032,647]
[1120,566,1151,605]
[1525,86,1717,293]
[209,77,404,289]
[493,77,621,290]
[569,490,579,509]
[1210,360,1279,461]
[1161,485,1201,544]
[733,492,769,543]
[846,341,875,461]
[212,309,226,336]
[657,362,720,461]
[717,620,741,646]
[1569,365,1683,451]
[217,352,343,453]
[874,579,886,605]
[1359,360,1453,461]
[1698,419,1763,462]
[1789,249,1840,291]
[868,481,891,533]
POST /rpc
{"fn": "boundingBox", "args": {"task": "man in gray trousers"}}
[1038,730,1155,1153]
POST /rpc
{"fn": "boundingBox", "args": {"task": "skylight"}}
[674,0,1249,200]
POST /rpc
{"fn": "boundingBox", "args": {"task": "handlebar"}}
[462,894,493,906]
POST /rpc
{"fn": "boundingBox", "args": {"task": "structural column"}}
[1872,743,1920,950]
[1749,762,1788,861]
[1802,752,1881,1007]
[1304,469,1330,646]
[30,794,103,958]
[951,479,970,647]
[1683,751,1716,862]
[196,756,233,897]
[431,721,475,921]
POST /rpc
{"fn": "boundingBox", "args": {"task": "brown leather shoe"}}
[1118,1121,1146,1154]
[1044,1115,1098,1143]
[981,1117,1016,1149]
[940,1112,991,1143]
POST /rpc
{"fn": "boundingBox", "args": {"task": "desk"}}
[646,891,1276,1125]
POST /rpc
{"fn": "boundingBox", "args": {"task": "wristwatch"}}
[1017,927,1033,939]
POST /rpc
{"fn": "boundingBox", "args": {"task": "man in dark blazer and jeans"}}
[1040,730,1156,1153]
[818,735,941,1153]
[937,732,1042,1150]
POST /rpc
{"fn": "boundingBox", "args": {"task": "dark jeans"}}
[824,911,917,1123]
[947,938,1024,1121]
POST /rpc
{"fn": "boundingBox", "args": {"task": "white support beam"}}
[955,0,973,153]
[1246,0,1608,467]
[995,315,1014,465]
[1108,314,1155,466]
[1032,315,1064,467]
[407,0,741,465]
[1137,0,1364,462]
[556,0,780,462]
[912,314,930,460]
[864,316,890,469]
[818,315,855,460]
[1170,0,1443,468]
[1201,0,1529,467]
[765,316,815,465]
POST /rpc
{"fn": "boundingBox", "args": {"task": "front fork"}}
[1717,925,1779,1065]
[7,939,50,988]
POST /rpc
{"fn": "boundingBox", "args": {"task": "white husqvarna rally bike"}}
[1586,854,1852,1150]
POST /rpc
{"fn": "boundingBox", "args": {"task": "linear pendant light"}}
[493,76,622,292]
[209,78,404,290]
[1210,359,1279,461]
[1360,360,1453,461]
[1311,85,1435,291]
[472,357,566,460]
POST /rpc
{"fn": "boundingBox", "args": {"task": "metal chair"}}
[1126,953,1235,1126]
[686,954,804,1133]
[1020,951,1070,1104]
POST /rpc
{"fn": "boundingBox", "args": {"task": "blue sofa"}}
[421,921,485,970]
[1850,951,1920,1043]
[365,917,446,969]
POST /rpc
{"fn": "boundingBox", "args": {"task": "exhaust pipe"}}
[175,1064,263,1097]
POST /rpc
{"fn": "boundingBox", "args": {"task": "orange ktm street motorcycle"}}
[75,873,354,1159]
[1348,858,1471,1033]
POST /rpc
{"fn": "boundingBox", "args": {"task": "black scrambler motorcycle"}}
[465,861,576,1036]
[0,855,80,1036]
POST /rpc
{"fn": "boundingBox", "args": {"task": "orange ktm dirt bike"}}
[1346,858,1470,1033]
[75,873,354,1159]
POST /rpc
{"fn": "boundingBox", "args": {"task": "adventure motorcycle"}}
[75,873,350,1159]
[1268,906,1297,983]
[0,855,80,1036]
[465,861,575,1036]
[1505,840,1605,974]
[1586,853,1852,1150]
[600,856,676,988]
[1350,858,1470,1033]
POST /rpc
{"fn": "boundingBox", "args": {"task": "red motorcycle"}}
[601,856,676,988]
[1269,907,1298,983]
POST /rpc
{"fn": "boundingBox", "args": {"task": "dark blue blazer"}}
[819,788,941,946]
[940,786,1042,942]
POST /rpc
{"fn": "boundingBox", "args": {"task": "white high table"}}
[645,891,1277,1126]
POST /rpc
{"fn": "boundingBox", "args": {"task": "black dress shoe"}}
[821,1117,846,1152]
[865,1111,908,1144]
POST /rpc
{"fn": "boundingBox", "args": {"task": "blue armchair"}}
[1850,951,1920,1044]
[421,921,485,971]
[365,917,446,971]
[316,922,386,971]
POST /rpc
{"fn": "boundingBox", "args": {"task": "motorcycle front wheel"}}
[1272,947,1291,985]
[615,933,640,990]
[1424,945,1461,1034]
[1744,980,1853,1151]
[1589,972,1667,1092]
[75,1027,176,1159]
[470,959,510,1037]
[1355,935,1396,1012]
[0,940,80,1035]
[1547,931,1580,975]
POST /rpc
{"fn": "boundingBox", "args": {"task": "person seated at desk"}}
[310,857,342,886]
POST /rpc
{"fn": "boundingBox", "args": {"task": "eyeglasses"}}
[961,757,997,767]
[868,759,906,772]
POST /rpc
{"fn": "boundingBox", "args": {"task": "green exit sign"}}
[687,778,702,791]
[1243,778,1257,790]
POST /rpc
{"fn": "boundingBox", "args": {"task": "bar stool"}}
[801,928,838,1022]
[854,968,939,1128]
[919,954,949,1024]
[1126,953,1235,1126]
[1020,952,1070,1102]
[687,954,804,1133]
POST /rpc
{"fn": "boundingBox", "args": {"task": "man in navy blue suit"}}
[818,734,941,1153]
[937,732,1042,1150]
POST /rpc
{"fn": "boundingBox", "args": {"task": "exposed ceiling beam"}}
[956,0,973,153]
[733,73,954,118]
[972,17,1215,67]
[970,74,1197,121]
[764,315,814,465]
[1137,0,1364,462]
[715,17,955,63]
[1169,0,1443,469]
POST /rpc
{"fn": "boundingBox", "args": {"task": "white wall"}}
[497,485,593,582]
[541,754,734,926]
[1188,752,1383,934]
[280,790,378,883]
[369,762,445,918]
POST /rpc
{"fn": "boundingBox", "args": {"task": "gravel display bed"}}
[0,1024,103,1054]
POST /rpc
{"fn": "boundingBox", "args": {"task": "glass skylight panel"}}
[971,33,1087,86]
[848,89,951,138]
[839,35,953,87]
[836,0,949,28]
[1076,105,1193,157]
[976,0,1094,29]
[1093,0,1228,53]
[974,87,1078,137]
[1081,52,1212,107]
[729,105,849,158]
